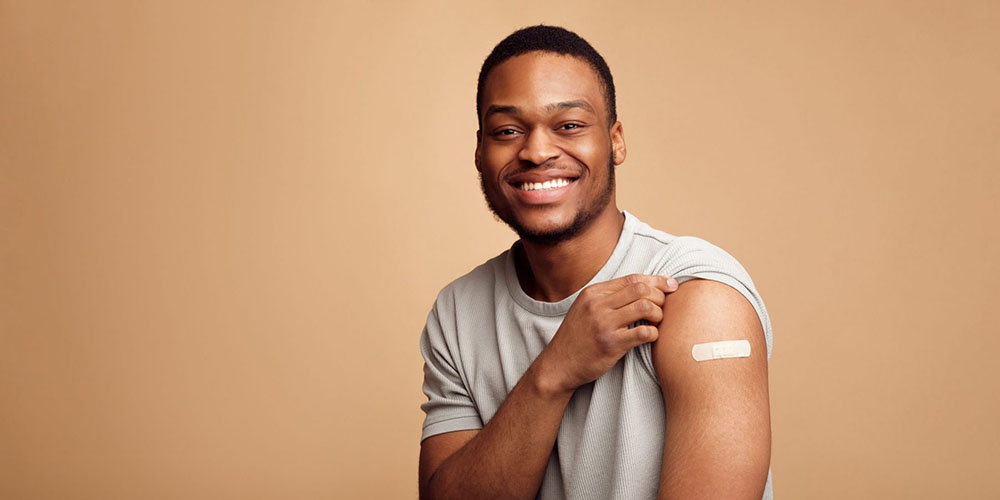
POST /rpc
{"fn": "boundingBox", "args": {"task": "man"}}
[418,25,773,500]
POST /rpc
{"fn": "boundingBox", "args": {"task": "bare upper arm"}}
[418,429,479,498]
[651,278,770,499]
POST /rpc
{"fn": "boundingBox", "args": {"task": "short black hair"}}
[476,25,617,127]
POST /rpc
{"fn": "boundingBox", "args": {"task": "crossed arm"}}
[418,278,771,500]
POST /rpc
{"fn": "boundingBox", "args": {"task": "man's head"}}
[475,26,626,246]
[476,25,617,128]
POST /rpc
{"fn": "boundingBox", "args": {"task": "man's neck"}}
[514,207,626,302]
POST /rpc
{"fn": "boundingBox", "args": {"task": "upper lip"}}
[506,170,581,185]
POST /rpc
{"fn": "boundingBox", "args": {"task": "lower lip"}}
[511,181,576,205]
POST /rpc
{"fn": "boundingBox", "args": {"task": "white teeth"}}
[518,178,572,191]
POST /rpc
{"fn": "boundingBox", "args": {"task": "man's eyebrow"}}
[483,100,596,120]
[546,100,595,114]
[484,105,520,119]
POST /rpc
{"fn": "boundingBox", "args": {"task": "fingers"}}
[599,273,678,295]
[603,280,667,310]
[609,297,665,329]
[621,323,659,346]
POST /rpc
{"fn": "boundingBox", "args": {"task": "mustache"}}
[502,163,583,181]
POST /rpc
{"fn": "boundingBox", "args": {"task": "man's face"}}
[476,51,626,245]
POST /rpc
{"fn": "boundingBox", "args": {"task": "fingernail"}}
[667,278,678,288]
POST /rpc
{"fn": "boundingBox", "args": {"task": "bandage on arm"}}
[691,340,752,361]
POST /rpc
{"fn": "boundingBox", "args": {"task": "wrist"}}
[527,354,575,401]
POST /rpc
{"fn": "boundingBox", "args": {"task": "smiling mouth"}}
[515,178,575,191]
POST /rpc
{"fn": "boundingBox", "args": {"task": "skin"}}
[419,51,771,500]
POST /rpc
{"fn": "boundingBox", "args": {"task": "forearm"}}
[424,358,573,500]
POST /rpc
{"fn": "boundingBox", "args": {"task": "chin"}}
[511,211,587,246]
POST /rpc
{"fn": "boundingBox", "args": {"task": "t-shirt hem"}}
[421,415,484,442]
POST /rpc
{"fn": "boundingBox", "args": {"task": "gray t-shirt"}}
[419,209,774,499]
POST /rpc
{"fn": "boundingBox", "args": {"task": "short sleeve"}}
[636,237,774,376]
[419,303,484,442]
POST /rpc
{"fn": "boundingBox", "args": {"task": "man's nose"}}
[517,127,559,165]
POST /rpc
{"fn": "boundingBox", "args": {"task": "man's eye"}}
[560,123,583,130]
[493,128,519,137]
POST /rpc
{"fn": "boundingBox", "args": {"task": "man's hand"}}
[534,274,679,396]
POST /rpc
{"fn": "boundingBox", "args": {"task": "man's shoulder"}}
[430,248,509,310]
[626,211,772,358]
[626,213,744,273]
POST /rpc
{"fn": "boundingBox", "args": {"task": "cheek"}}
[563,131,606,155]
[479,165,507,196]
[562,138,606,171]
[484,149,523,181]
[482,149,503,166]
[482,138,518,155]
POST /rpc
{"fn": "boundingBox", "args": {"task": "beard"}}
[479,152,616,246]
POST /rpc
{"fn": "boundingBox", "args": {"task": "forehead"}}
[481,51,606,118]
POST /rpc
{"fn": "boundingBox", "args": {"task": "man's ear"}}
[475,130,482,172]
[610,121,626,165]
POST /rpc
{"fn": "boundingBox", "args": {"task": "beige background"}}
[2,1,998,498]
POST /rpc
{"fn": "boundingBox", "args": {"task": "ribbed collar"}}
[503,210,638,316]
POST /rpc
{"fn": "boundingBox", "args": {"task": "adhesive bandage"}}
[691,340,751,361]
